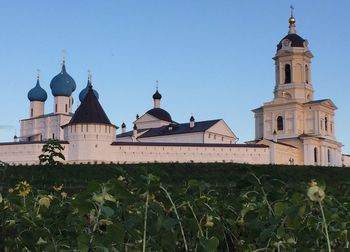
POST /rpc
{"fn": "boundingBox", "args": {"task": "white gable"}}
[206,120,237,139]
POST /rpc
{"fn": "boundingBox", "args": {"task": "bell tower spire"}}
[272,9,314,103]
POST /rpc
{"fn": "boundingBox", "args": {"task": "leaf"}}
[199,236,219,252]
[77,234,90,252]
[101,206,115,218]
[106,223,124,244]
[162,217,178,230]
[274,202,287,216]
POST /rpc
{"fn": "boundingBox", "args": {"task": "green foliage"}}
[39,139,65,166]
[1,163,350,250]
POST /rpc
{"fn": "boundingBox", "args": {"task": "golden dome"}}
[289,15,296,25]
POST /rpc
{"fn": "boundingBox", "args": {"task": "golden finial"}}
[289,5,296,25]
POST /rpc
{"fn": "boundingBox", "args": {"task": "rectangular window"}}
[55,104,57,113]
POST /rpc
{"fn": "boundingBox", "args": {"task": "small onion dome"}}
[79,79,99,102]
[121,122,126,128]
[190,115,195,122]
[133,124,137,130]
[153,90,162,100]
[50,61,76,97]
[28,79,47,102]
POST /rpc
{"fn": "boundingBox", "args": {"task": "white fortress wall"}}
[0,142,69,165]
[342,155,350,167]
[109,143,270,164]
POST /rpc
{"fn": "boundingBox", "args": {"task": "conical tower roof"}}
[68,86,112,125]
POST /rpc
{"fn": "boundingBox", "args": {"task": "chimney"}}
[121,122,126,133]
[273,130,277,142]
[190,115,195,128]
[133,124,138,137]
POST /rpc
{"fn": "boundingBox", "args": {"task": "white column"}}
[303,143,310,165]
[293,110,298,135]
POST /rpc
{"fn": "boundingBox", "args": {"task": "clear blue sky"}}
[0,1,349,152]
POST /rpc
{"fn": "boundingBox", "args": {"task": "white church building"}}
[0,14,347,166]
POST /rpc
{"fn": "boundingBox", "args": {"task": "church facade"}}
[252,14,342,166]
[0,14,346,166]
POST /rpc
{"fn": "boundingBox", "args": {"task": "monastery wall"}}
[342,155,350,167]
[0,142,69,165]
[107,143,270,164]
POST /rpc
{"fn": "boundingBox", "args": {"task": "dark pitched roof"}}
[138,119,221,138]
[68,87,112,125]
[117,129,148,138]
[146,108,172,122]
[111,142,268,148]
[116,119,221,139]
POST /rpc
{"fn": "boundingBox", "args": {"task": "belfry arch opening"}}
[314,147,318,164]
[277,116,284,131]
[285,64,291,83]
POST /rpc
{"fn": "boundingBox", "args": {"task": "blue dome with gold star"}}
[50,61,76,97]
[28,78,47,102]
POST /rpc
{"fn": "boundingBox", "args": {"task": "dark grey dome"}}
[277,33,305,51]
[153,90,162,100]
[146,108,172,122]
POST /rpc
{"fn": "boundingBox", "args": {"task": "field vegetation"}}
[1,163,350,251]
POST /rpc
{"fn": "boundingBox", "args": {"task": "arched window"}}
[65,104,68,113]
[325,117,328,131]
[285,64,291,83]
[277,116,284,131]
[314,147,318,164]
[31,108,33,117]
[327,149,331,164]
[305,65,309,83]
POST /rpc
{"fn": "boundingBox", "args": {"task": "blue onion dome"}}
[50,61,76,97]
[28,78,47,102]
[79,79,99,102]
[153,89,162,100]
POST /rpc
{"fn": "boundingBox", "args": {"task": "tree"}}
[39,139,65,165]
